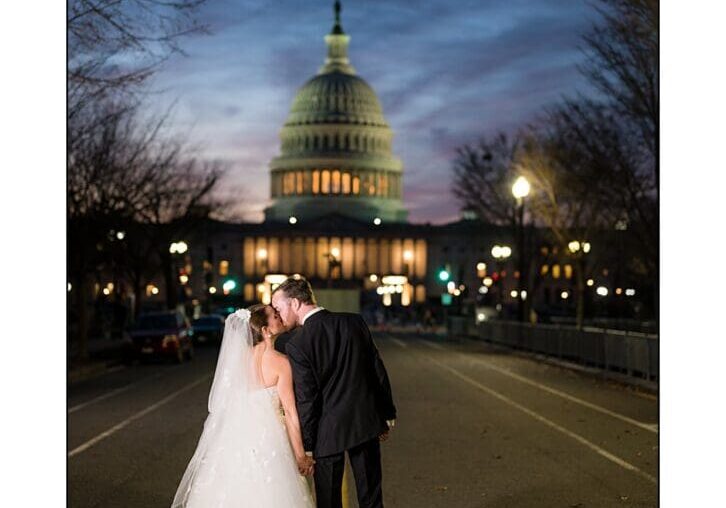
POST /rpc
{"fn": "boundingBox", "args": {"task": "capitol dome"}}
[265,1,407,224]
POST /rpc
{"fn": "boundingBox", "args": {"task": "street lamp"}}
[169,241,188,254]
[491,245,511,308]
[511,176,530,322]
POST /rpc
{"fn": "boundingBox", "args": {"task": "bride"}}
[172,305,315,507]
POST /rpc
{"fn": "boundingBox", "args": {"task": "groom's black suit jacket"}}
[285,309,396,458]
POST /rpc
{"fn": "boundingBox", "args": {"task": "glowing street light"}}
[208,287,217,294]
[330,247,341,259]
[511,176,531,200]
[116,231,125,240]
[491,245,512,260]
[373,217,382,226]
[289,216,298,224]
[169,241,188,254]
[568,241,581,253]
[561,291,569,299]
[596,286,609,297]
[257,248,268,260]
[369,274,378,282]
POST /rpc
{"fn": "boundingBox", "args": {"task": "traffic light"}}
[438,268,450,282]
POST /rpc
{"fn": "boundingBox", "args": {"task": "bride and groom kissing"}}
[172,276,397,508]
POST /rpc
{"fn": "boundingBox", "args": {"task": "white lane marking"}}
[422,340,445,350]
[68,371,167,414]
[68,375,211,458]
[424,353,657,484]
[424,340,658,434]
[389,337,408,348]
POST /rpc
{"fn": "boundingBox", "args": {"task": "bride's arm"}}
[276,357,307,462]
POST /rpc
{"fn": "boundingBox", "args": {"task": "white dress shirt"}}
[301,306,324,325]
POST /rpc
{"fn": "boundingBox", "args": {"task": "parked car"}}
[192,314,225,345]
[129,311,194,363]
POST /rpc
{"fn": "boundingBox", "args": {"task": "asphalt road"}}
[68,334,658,507]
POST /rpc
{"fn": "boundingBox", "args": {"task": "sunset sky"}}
[150,0,600,224]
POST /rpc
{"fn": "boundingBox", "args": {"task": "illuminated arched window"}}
[331,170,341,194]
[342,173,351,194]
[366,173,376,195]
[321,170,330,194]
[564,264,573,279]
[296,171,303,194]
[352,176,360,195]
[552,264,561,279]
[379,173,388,196]
[284,172,295,195]
[312,170,320,194]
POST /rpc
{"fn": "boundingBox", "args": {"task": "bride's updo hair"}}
[247,304,269,345]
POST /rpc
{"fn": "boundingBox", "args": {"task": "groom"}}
[272,277,396,508]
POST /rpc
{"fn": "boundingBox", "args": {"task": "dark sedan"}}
[191,314,225,345]
[129,311,194,363]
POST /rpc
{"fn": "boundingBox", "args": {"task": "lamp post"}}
[491,245,511,310]
[567,240,591,329]
[511,176,530,322]
[168,241,189,311]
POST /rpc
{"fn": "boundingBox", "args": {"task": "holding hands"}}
[297,454,315,477]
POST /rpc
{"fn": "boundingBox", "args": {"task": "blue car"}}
[191,314,225,345]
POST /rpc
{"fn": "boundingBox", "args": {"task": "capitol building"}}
[157,3,589,319]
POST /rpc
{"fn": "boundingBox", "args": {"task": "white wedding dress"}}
[171,309,314,507]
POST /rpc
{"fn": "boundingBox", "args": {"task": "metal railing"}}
[447,316,658,382]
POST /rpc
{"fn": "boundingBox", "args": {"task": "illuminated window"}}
[332,170,341,194]
[564,264,573,279]
[342,173,351,194]
[303,170,311,194]
[552,264,561,279]
[219,260,229,276]
[312,170,320,194]
[296,171,303,194]
[321,170,330,194]
[364,174,376,195]
[283,172,295,195]
[540,265,549,276]
[380,173,388,197]
[352,176,360,195]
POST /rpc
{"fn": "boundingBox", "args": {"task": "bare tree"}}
[516,116,620,327]
[580,0,658,184]
[68,100,225,360]
[68,0,208,122]
[451,133,520,227]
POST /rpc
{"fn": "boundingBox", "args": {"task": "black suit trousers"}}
[314,438,383,508]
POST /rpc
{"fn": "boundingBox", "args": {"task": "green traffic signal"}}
[438,269,450,282]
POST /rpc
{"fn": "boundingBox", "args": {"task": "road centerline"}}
[421,351,656,484]
[68,374,212,458]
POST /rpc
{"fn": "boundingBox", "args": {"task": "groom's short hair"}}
[273,276,316,305]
